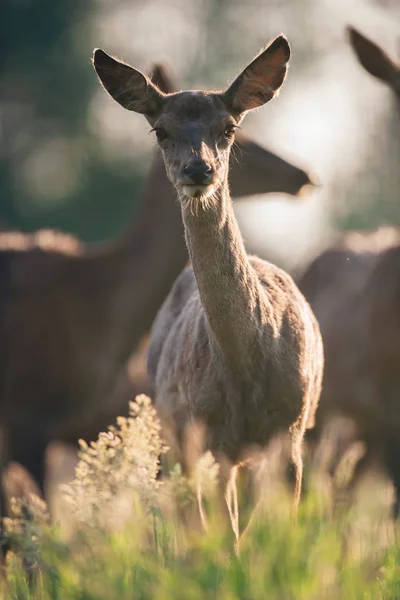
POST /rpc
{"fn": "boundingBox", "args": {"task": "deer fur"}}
[299,227,400,436]
[93,36,324,539]
[151,64,314,197]
[298,26,400,514]
[299,228,400,512]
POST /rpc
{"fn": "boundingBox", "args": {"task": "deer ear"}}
[347,26,398,84]
[223,35,290,116]
[93,49,165,120]
[149,62,177,94]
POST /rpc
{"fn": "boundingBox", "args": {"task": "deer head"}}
[148,61,315,198]
[93,36,290,204]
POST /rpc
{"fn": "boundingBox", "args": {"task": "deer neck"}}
[89,151,188,363]
[180,178,269,371]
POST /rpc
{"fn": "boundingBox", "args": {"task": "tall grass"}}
[2,396,400,599]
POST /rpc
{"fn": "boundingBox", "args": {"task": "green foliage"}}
[2,396,400,599]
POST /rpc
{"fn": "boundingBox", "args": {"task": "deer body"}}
[94,35,323,535]
[0,182,178,483]
[149,189,321,469]
[298,26,400,513]
[299,229,397,435]
[299,229,400,512]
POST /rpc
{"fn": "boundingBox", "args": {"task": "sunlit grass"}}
[1,396,400,599]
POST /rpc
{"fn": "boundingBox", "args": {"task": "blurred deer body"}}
[299,27,400,513]
[300,227,399,433]
[0,61,313,507]
[93,36,323,539]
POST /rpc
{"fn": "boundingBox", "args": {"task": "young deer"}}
[298,26,400,513]
[0,63,315,562]
[94,35,324,538]
[0,59,313,537]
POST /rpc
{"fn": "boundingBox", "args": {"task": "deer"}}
[0,56,314,539]
[298,26,400,514]
[93,34,324,541]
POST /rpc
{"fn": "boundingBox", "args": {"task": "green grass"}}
[2,397,400,599]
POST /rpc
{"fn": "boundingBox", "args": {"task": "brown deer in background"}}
[299,26,400,514]
[93,35,324,540]
[0,56,314,526]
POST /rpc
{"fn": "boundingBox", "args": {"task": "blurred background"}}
[1,0,400,272]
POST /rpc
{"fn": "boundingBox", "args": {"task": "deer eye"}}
[223,125,236,139]
[154,128,168,142]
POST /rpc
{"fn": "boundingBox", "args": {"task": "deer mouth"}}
[181,184,215,198]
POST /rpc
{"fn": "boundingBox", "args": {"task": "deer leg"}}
[238,465,265,547]
[9,424,49,501]
[215,460,240,550]
[346,445,372,491]
[4,427,49,582]
[0,424,12,565]
[331,442,373,515]
[0,461,10,564]
[236,465,256,531]
[289,433,303,520]
[196,476,209,532]
[0,433,47,566]
[383,436,400,520]
[225,466,239,544]
[393,484,400,520]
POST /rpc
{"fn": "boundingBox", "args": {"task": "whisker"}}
[230,145,240,166]
[233,139,249,159]
[231,142,245,167]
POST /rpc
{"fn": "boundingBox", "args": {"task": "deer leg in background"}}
[329,443,373,515]
[0,422,50,574]
[0,424,47,563]
[9,422,49,501]
[0,435,10,563]
[383,435,400,519]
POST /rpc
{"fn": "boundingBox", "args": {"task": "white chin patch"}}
[182,185,214,198]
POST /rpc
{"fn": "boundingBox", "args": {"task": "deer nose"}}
[183,162,213,185]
